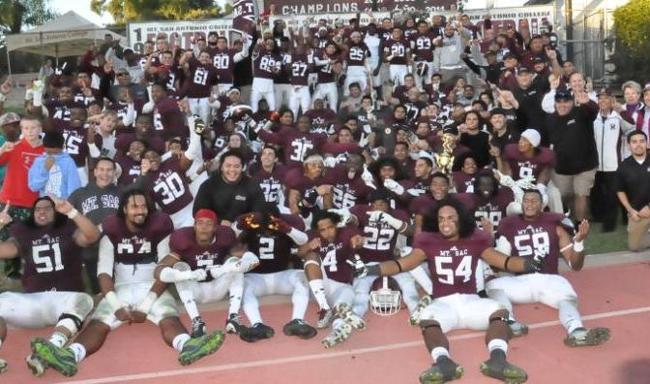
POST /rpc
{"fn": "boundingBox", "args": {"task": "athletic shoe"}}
[334,303,366,330]
[225,313,243,334]
[191,316,207,338]
[507,320,529,338]
[418,356,464,384]
[26,354,45,377]
[30,338,77,377]
[0,358,7,374]
[410,295,433,326]
[316,308,333,329]
[564,327,610,347]
[480,357,528,383]
[321,322,352,348]
[283,319,317,340]
[178,331,225,366]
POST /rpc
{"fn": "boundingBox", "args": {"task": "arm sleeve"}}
[28,157,49,193]
[97,235,115,277]
[64,158,82,198]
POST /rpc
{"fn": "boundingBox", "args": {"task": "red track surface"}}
[2,261,649,384]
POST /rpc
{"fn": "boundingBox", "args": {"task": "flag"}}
[232,0,258,36]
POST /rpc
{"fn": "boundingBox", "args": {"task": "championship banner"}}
[265,0,456,16]
[232,0,258,36]
[269,12,391,30]
[127,19,242,54]
[439,6,555,35]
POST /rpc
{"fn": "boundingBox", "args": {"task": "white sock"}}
[49,332,68,348]
[309,279,330,310]
[69,343,86,363]
[431,347,450,362]
[173,333,191,352]
[487,339,508,354]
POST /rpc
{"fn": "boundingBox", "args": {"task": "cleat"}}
[30,338,77,377]
[317,308,333,329]
[419,357,464,384]
[334,303,366,330]
[321,322,352,348]
[26,354,45,377]
[507,320,529,338]
[239,323,275,343]
[225,313,243,334]
[480,357,528,383]
[0,358,6,374]
[191,316,207,338]
[178,331,225,366]
[564,327,610,347]
[283,319,317,340]
[410,295,433,326]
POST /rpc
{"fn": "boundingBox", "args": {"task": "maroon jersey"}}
[351,205,409,263]
[403,176,431,196]
[244,214,305,274]
[411,32,437,62]
[503,144,556,181]
[145,158,192,215]
[45,99,85,131]
[72,90,97,107]
[392,85,411,104]
[316,52,339,83]
[346,43,371,67]
[258,127,327,169]
[308,226,361,284]
[207,48,240,84]
[414,230,492,299]
[409,194,443,216]
[289,53,312,86]
[116,155,141,186]
[253,47,281,79]
[170,226,236,280]
[11,221,83,293]
[154,98,188,140]
[453,171,476,193]
[284,168,327,197]
[250,164,289,204]
[304,109,337,135]
[384,39,409,65]
[103,211,173,265]
[63,126,102,167]
[324,166,372,209]
[497,213,565,274]
[186,57,219,98]
[456,189,514,229]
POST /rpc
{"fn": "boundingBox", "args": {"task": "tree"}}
[91,0,229,25]
[0,0,57,34]
[611,0,650,83]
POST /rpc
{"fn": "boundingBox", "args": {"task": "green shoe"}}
[479,358,528,383]
[178,331,225,366]
[419,357,464,384]
[30,338,77,377]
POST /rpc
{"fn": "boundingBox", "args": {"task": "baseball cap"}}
[554,89,573,101]
[532,56,546,64]
[0,112,20,126]
[597,88,613,98]
[516,66,531,75]
[503,52,518,60]
[490,108,507,116]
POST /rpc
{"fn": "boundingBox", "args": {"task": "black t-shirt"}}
[193,173,266,222]
[616,156,650,210]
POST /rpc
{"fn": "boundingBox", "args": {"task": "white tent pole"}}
[55,44,59,67]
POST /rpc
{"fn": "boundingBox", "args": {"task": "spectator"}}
[28,131,81,199]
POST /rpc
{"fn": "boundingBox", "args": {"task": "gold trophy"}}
[434,133,456,175]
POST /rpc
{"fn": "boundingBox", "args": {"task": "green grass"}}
[585,223,628,255]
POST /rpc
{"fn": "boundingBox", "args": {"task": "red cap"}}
[194,209,217,222]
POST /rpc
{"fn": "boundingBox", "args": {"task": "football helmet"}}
[370,276,402,316]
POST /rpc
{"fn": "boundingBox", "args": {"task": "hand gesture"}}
[548,73,560,90]
[480,216,493,234]
[50,195,74,215]
[545,46,557,61]
[316,184,333,196]
[350,235,364,249]
[574,219,590,242]
[345,254,368,278]
[489,143,501,158]
[0,203,12,227]
[0,77,12,95]
[0,141,15,153]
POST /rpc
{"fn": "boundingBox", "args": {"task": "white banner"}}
[127,19,242,54]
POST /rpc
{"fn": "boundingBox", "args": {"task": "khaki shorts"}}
[551,169,597,197]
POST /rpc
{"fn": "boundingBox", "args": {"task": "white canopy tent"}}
[5,11,125,74]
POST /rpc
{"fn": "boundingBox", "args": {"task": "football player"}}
[154,208,259,340]
[235,208,318,342]
[299,210,367,348]
[350,198,539,383]
[487,189,610,345]
[0,197,99,375]
[31,190,224,377]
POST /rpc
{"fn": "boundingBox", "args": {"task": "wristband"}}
[104,291,123,311]
[136,291,157,314]
[573,240,584,252]
[66,209,79,220]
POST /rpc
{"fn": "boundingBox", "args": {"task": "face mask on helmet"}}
[370,276,402,316]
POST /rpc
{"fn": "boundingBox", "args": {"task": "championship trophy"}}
[434,133,456,175]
